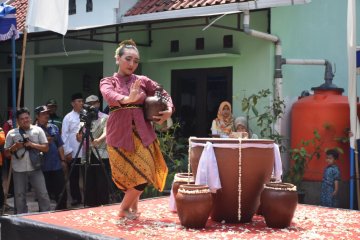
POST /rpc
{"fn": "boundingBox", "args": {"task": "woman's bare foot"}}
[118,209,139,220]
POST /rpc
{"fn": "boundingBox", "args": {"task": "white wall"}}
[68,0,120,29]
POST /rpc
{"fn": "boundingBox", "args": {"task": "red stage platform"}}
[1,196,360,239]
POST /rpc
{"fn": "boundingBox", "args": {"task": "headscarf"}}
[234,116,248,130]
[215,101,234,134]
[216,101,233,125]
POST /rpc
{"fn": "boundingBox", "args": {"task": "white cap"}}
[85,95,99,103]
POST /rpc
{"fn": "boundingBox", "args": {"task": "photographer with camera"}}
[34,106,67,210]
[4,108,50,214]
[79,95,111,206]
[61,93,84,206]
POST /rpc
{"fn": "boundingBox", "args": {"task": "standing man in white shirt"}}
[4,107,51,214]
[61,93,84,206]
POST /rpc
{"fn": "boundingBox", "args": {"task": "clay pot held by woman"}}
[175,184,213,229]
[144,87,167,121]
[172,173,195,197]
[260,182,298,228]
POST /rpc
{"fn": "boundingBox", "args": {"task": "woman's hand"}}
[153,108,172,125]
[120,79,144,104]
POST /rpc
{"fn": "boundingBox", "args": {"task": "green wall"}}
[102,10,275,125]
[272,0,360,99]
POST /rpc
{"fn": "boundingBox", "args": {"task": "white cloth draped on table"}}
[195,141,222,193]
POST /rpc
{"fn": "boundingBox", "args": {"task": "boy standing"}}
[320,149,341,207]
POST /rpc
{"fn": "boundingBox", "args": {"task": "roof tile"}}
[125,0,250,16]
[12,0,28,32]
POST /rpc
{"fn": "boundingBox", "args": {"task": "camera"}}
[79,103,98,124]
[21,133,31,150]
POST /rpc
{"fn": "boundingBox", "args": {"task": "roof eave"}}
[120,0,311,24]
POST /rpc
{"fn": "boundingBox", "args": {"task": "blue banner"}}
[0,3,19,41]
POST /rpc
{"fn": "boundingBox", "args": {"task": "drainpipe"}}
[283,59,335,88]
[242,10,335,136]
[243,10,282,133]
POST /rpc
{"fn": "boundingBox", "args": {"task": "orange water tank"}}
[291,86,360,181]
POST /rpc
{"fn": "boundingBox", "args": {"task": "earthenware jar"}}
[260,182,298,228]
[172,173,195,197]
[144,86,168,121]
[175,184,213,229]
[257,177,281,215]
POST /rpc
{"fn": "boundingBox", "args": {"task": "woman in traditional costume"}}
[210,101,234,137]
[100,39,173,219]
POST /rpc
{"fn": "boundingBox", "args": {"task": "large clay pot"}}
[189,137,275,223]
[172,173,195,197]
[175,184,213,229]
[260,182,298,228]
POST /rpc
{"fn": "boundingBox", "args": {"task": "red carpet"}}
[14,197,360,239]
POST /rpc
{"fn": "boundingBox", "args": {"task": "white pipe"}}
[285,59,326,65]
[246,29,280,42]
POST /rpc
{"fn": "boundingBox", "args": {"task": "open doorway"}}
[171,67,232,137]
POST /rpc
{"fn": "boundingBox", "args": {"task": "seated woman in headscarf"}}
[210,101,235,138]
[231,116,259,139]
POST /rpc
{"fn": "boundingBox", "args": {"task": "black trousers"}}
[84,153,110,207]
[68,158,82,203]
[43,169,67,210]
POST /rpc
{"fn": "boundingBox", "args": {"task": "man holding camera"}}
[4,108,50,214]
[35,105,67,210]
[62,93,84,206]
[82,95,111,206]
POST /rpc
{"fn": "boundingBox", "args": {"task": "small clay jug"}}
[144,86,168,121]
[257,177,281,215]
[172,173,195,198]
[175,184,213,229]
[260,182,298,228]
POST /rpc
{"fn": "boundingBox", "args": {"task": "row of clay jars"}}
[173,173,297,229]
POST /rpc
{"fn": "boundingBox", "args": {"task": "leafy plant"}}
[285,129,322,189]
[236,88,286,151]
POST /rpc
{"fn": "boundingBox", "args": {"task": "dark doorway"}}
[171,67,232,137]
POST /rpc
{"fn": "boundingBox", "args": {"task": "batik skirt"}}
[107,131,168,192]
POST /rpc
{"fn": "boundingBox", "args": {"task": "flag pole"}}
[16,27,27,108]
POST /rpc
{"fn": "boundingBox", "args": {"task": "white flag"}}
[26,0,68,35]
[347,0,359,148]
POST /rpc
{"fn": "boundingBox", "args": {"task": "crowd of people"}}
[1,93,114,214]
